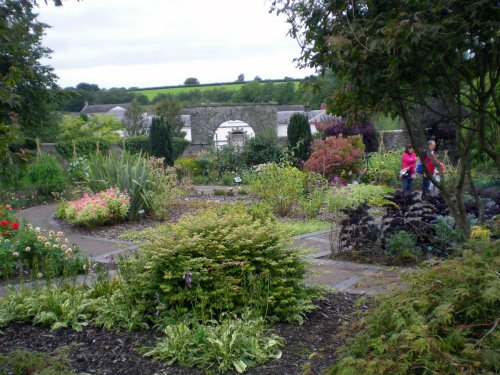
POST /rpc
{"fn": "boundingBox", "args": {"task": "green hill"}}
[133,80,301,101]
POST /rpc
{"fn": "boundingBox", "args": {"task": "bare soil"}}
[0,292,370,375]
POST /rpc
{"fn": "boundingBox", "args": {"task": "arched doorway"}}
[213,120,255,149]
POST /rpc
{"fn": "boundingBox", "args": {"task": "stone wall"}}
[187,103,278,146]
[378,130,411,151]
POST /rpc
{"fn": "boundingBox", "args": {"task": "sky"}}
[37,0,316,89]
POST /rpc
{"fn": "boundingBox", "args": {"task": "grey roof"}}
[308,110,339,124]
[277,110,306,125]
[277,105,306,111]
[81,103,131,114]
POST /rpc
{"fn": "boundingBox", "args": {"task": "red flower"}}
[0,220,7,226]
[10,222,19,230]
[0,212,3,216]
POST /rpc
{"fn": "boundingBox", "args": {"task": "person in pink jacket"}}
[401,144,417,192]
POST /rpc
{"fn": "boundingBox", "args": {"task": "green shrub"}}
[287,112,312,162]
[251,164,306,216]
[241,131,282,167]
[361,149,403,187]
[295,173,328,218]
[144,311,284,373]
[175,157,201,178]
[213,189,226,196]
[150,167,178,221]
[384,231,421,260]
[55,137,111,159]
[150,116,174,166]
[432,215,464,252]
[26,155,68,197]
[328,241,500,374]
[124,208,318,322]
[325,184,393,213]
[86,152,157,220]
[172,136,189,159]
[124,135,150,155]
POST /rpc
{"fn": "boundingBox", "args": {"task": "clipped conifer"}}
[287,113,312,161]
[149,116,174,165]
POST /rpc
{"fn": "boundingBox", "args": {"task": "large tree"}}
[271,0,499,238]
[0,0,61,141]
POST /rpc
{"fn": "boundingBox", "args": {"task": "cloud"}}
[37,0,316,88]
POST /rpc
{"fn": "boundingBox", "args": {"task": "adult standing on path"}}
[400,144,417,192]
[422,140,436,199]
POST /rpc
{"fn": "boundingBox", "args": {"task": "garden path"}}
[17,204,138,263]
[7,200,408,297]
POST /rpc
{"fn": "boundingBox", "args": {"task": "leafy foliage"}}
[149,116,174,166]
[304,135,364,181]
[315,118,378,152]
[144,311,284,373]
[0,0,60,141]
[287,113,312,162]
[240,131,282,167]
[26,155,68,197]
[125,208,318,322]
[384,231,421,260]
[328,241,500,374]
[86,152,158,220]
[59,188,130,228]
[325,184,392,213]
[0,347,77,375]
[251,164,307,216]
[58,114,123,142]
[362,149,403,187]
[55,138,111,160]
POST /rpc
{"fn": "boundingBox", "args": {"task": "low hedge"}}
[56,138,112,159]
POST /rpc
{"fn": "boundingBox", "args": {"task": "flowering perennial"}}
[63,188,130,227]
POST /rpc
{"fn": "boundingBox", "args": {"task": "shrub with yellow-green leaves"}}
[362,149,403,187]
[124,208,318,322]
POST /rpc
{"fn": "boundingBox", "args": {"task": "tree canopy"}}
[271,0,499,237]
[0,0,61,140]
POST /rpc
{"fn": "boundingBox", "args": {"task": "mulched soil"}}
[0,292,370,375]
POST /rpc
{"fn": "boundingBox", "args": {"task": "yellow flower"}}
[44,242,50,247]
[37,235,43,241]
[12,252,19,257]
[61,244,67,251]
[25,247,31,252]
[53,244,59,250]
[65,248,73,255]
[57,231,63,237]
[55,237,61,242]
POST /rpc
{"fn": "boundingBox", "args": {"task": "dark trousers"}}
[402,177,414,192]
[422,177,431,197]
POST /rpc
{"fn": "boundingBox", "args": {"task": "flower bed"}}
[58,188,130,228]
[0,204,86,279]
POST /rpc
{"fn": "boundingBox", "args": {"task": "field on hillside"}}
[134,81,301,100]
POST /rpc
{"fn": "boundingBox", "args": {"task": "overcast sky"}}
[37,0,316,89]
